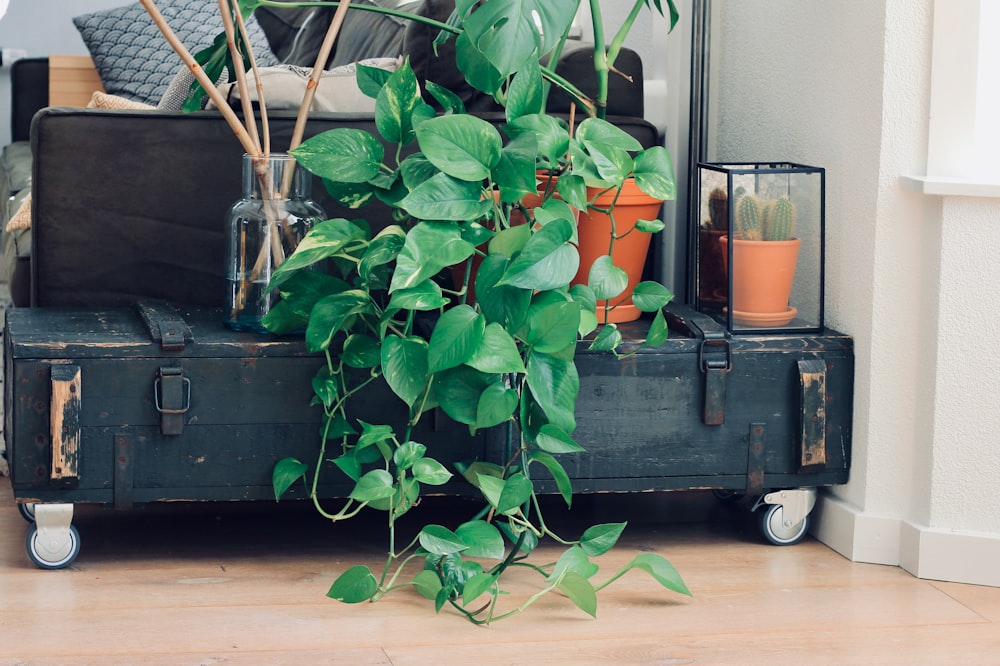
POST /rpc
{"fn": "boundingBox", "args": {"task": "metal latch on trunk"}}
[698,335,731,425]
[155,366,190,436]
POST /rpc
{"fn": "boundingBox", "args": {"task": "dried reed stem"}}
[138,0,260,158]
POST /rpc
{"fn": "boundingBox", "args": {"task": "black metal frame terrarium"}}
[694,162,825,334]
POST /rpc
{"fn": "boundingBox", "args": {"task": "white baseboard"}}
[812,492,1000,587]
[811,492,902,565]
[900,521,1000,587]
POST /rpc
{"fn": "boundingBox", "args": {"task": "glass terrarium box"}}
[694,162,825,334]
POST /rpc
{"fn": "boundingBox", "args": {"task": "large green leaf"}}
[390,221,476,293]
[454,31,503,96]
[434,365,495,426]
[341,334,381,369]
[476,383,518,428]
[412,569,443,600]
[398,173,493,222]
[497,218,579,290]
[305,290,371,353]
[462,0,579,77]
[643,309,670,348]
[579,522,627,557]
[528,450,574,507]
[588,322,622,352]
[526,351,578,433]
[493,133,539,204]
[496,473,533,515]
[474,254,531,330]
[375,59,424,144]
[428,305,485,373]
[455,520,506,560]
[467,323,526,374]
[388,280,449,312]
[633,146,677,201]
[416,115,503,182]
[615,553,692,597]
[535,424,585,454]
[359,226,406,284]
[393,441,426,471]
[506,56,543,121]
[557,572,597,618]
[381,335,430,407]
[419,525,469,555]
[575,117,644,152]
[269,219,368,289]
[504,114,570,168]
[291,129,383,183]
[327,565,378,603]
[632,281,674,312]
[549,546,599,581]
[462,572,497,607]
[526,300,581,353]
[272,457,308,500]
[356,62,393,98]
[588,255,629,300]
[413,457,453,486]
[349,469,396,502]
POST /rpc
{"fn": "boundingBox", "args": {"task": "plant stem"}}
[288,0,353,159]
[217,0,261,155]
[139,0,260,157]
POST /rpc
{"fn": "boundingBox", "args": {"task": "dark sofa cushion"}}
[255,0,419,70]
[29,107,657,308]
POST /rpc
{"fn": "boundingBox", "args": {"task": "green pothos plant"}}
[260,0,690,623]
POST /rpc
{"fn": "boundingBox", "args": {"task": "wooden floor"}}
[2,478,999,665]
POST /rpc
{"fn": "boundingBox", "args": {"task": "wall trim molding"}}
[812,493,1000,588]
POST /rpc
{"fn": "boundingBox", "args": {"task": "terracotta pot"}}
[720,235,801,327]
[574,179,663,323]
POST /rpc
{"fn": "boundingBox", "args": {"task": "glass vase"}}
[224,153,325,333]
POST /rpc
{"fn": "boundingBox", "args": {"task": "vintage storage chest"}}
[4,301,852,567]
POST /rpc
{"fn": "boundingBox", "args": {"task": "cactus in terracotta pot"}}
[734,193,796,241]
[735,193,765,241]
[763,196,796,241]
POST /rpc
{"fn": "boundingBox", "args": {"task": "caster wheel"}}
[17,502,36,523]
[712,489,744,503]
[26,523,81,569]
[758,503,809,546]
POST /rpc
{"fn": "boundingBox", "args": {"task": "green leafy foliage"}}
[246,0,687,626]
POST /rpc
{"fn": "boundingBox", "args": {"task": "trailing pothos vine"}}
[262,0,690,623]
[146,0,690,623]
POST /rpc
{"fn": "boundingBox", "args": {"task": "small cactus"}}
[762,195,796,241]
[708,187,729,231]
[735,193,764,241]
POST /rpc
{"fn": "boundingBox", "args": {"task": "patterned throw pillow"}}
[73,0,277,107]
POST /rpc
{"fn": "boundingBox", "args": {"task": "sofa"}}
[0,0,657,309]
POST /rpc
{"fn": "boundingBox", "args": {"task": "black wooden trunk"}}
[4,303,852,508]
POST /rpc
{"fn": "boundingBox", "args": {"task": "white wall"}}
[0,0,124,146]
[713,0,1000,587]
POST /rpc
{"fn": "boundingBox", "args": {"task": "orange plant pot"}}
[574,179,663,323]
[720,235,801,327]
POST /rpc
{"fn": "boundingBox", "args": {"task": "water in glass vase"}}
[224,153,325,333]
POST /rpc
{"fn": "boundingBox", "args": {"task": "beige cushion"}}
[87,90,157,111]
[6,194,31,232]
[208,58,401,113]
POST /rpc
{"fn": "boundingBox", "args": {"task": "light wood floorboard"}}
[2,477,999,665]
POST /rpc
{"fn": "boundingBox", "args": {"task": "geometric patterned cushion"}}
[73,0,277,107]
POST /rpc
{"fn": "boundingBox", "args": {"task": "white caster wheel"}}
[18,502,37,523]
[26,523,81,569]
[758,502,809,546]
